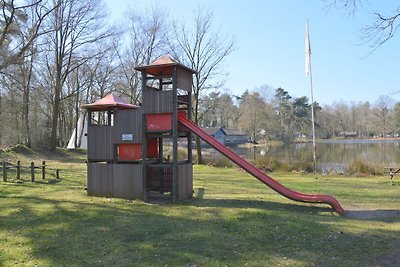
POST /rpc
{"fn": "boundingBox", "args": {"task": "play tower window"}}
[89,110,114,126]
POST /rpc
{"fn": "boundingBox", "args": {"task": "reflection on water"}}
[228,139,400,172]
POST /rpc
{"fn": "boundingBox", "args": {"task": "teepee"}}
[67,113,88,149]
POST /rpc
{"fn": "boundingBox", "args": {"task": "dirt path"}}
[345,209,400,220]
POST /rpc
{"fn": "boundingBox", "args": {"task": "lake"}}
[228,139,400,172]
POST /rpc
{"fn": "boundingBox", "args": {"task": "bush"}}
[202,155,235,168]
[346,160,383,175]
[163,146,188,161]
[255,157,314,173]
[8,144,34,155]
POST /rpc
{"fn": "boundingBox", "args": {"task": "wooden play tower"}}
[83,55,195,202]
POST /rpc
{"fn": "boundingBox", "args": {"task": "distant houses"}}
[201,127,248,146]
[338,131,358,138]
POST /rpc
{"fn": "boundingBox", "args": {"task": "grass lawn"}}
[1,149,400,266]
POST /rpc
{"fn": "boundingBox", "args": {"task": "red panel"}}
[147,138,158,158]
[178,110,187,117]
[118,143,141,160]
[146,113,172,131]
[146,111,188,131]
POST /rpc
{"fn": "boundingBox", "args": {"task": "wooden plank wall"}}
[88,125,114,161]
[178,162,193,200]
[113,164,143,199]
[87,163,113,196]
[115,109,143,143]
[177,68,192,92]
[87,163,144,199]
[143,90,173,114]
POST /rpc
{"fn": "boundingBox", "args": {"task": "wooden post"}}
[30,162,35,182]
[187,91,193,163]
[16,160,20,180]
[2,161,7,182]
[172,66,178,202]
[142,113,148,201]
[56,169,60,179]
[42,161,46,180]
[141,71,148,201]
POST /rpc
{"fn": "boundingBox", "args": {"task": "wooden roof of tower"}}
[81,93,139,111]
[135,55,196,76]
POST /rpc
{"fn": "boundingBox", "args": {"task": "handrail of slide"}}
[178,113,345,215]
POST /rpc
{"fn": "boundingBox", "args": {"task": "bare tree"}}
[117,6,170,105]
[324,0,362,15]
[239,91,269,143]
[325,1,400,51]
[200,91,239,129]
[374,95,394,137]
[331,101,350,137]
[393,102,400,133]
[169,7,235,164]
[361,8,400,52]
[42,0,114,151]
[0,0,54,71]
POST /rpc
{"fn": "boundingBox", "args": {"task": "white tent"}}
[67,113,88,149]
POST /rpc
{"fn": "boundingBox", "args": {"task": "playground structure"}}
[83,55,345,215]
[83,55,194,202]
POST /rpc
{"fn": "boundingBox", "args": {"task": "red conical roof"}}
[150,54,179,66]
[81,93,138,111]
[135,54,195,76]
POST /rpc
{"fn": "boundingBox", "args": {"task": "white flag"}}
[305,18,311,76]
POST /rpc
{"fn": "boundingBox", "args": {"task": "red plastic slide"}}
[178,113,345,215]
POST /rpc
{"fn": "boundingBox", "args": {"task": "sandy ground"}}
[345,209,400,220]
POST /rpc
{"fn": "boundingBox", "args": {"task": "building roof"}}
[201,127,220,136]
[81,93,139,111]
[222,128,247,136]
[135,54,196,76]
[201,127,247,136]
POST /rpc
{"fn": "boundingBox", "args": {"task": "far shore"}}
[238,137,400,147]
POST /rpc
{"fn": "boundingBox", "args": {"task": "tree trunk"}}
[194,97,202,164]
[50,74,62,151]
[22,85,31,147]
[22,57,34,148]
[74,88,80,148]
[0,92,2,144]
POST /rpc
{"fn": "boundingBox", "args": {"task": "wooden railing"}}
[1,161,60,182]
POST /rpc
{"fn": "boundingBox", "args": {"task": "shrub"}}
[163,146,188,161]
[346,160,383,175]
[202,155,235,168]
[255,157,314,173]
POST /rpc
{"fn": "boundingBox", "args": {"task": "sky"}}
[105,0,400,106]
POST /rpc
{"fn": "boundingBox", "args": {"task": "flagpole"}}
[309,60,317,176]
[305,18,317,175]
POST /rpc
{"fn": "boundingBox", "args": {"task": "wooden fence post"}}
[31,162,35,182]
[2,161,6,182]
[42,161,46,180]
[16,160,21,180]
[56,169,60,179]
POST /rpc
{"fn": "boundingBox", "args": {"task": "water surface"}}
[229,139,400,172]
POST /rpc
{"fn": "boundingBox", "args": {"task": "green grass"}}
[1,149,400,266]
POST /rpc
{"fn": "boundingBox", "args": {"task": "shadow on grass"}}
[192,187,335,214]
[2,177,62,185]
[2,192,399,266]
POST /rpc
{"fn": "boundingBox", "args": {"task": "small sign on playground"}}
[122,134,133,141]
